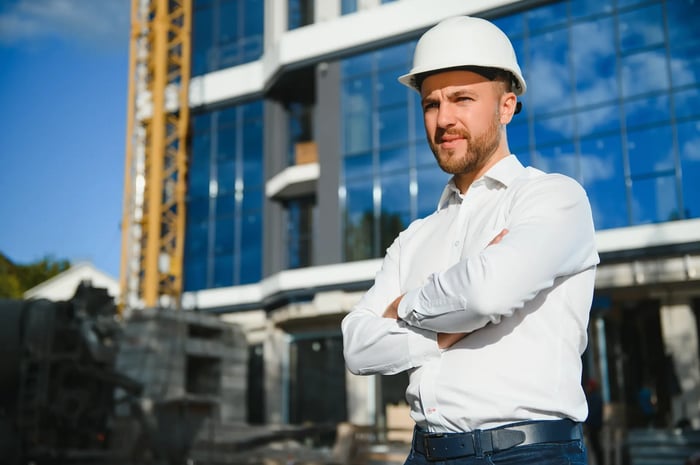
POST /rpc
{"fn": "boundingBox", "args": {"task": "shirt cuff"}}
[405,324,441,363]
[397,288,422,323]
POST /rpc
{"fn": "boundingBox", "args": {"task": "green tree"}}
[0,253,70,299]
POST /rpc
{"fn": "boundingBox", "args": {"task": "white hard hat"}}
[398,16,527,96]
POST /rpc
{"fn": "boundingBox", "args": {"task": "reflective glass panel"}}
[580,135,627,229]
[669,42,700,88]
[378,106,410,147]
[526,3,568,32]
[416,165,447,217]
[674,87,700,120]
[534,113,575,145]
[344,177,375,260]
[625,95,671,130]
[343,151,373,180]
[678,119,700,219]
[630,175,679,224]
[618,4,664,53]
[213,254,234,287]
[184,257,207,291]
[379,146,409,174]
[571,18,618,106]
[216,160,236,195]
[570,0,613,19]
[532,143,579,181]
[621,49,669,98]
[215,217,235,254]
[627,125,675,176]
[576,103,621,138]
[528,28,573,115]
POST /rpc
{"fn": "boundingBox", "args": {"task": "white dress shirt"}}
[342,155,600,433]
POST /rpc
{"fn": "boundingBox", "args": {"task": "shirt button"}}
[454,241,460,247]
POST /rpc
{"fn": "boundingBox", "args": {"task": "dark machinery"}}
[0,283,142,465]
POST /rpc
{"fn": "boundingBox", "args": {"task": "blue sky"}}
[0,0,130,277]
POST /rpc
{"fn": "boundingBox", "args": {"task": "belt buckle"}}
[423,433,444,460]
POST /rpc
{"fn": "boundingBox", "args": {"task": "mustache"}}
[435,128,471,144]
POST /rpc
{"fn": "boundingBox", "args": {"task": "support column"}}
[660,299,700,427]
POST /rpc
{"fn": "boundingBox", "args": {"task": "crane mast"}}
[120,0,192,311]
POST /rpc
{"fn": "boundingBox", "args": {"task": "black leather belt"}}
[413,419,583,460]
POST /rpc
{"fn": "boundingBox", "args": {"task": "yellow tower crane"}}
[120,0,192,311]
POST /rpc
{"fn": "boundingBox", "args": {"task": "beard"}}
[428,111,502,176]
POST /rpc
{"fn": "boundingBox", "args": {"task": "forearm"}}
[398,177,599,332]
[342,308,439,375]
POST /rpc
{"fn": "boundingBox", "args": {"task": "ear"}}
[499,92,518,125]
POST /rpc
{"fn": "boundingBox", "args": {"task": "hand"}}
[438,332,469,349]
[489,228,508,246]
[383,295,403,320]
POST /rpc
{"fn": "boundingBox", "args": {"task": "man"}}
[341,15,599,464]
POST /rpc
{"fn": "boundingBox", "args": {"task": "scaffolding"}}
[120,0,192,311]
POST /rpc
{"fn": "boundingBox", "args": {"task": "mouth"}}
[438,134,464,149]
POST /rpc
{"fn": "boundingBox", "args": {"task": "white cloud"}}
[0,0,129,50]
[682,129,700,161]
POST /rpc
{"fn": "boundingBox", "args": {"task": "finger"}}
[488,228,509,246]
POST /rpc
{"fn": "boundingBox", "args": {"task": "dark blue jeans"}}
[403,439,588,465]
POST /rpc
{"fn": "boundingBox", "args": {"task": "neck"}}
[454,144,510,194]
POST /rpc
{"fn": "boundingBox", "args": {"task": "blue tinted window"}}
[343,152,373,180]
[534,114,575,145]
[678,120,700,218]
[625,95,671,129]
[215,217,235,253]
[508,120,529,153]
[378,106,410,147]
[621,49,669,98]
[493,14,524,37]
[185,100,263,290]
[380,172,410,216]
[214,254,234,287]
[344,177,375,260]
[571,18,618,106]
[379,146,409,174]
[528,29,573,115]
[627,125,675,176]
[618,4,664,53]
[580,135,628,229]
[576,104,621,138]
[533,143,579,181]
[630,175,679,224]
[526,3,568,32]
[186,220,209,256]
[341,0,357,15]
[675,87,700,121]
[378,68,409,107]
[416,165,447,217]
[570,0,613,19]
[192,0,264,76]
[669,42,700,88]
[337,0,700,251]
[184,257,208,291]
[340,41,436,260]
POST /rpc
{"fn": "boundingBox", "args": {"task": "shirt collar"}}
[436,155,525,211]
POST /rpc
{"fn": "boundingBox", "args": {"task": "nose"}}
[436,101,456,129]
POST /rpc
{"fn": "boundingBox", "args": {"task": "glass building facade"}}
[192,0,264,77]
[185,101,264,290]
[184,0,699,284]
[339,0,700,261]
[174,0,700,436]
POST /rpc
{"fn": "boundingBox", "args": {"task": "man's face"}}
[420,70,505,177]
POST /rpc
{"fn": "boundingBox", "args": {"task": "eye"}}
[423,102,438,112]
